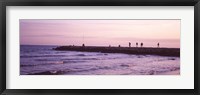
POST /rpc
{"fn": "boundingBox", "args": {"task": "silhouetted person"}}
[136,42,138,47]
[141,43,143,47]
[157,43,159,48]
[129,42,131,47]
[119,45,121,47]
[82,44,85,47]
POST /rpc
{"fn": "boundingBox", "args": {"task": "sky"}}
[20,19,180,48]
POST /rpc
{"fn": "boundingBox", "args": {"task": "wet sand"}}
[158,70,180,75]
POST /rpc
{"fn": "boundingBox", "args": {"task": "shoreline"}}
[53,46,180,57]
[26,70,180,75]
[157,70,180,75]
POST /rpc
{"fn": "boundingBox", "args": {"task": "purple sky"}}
[20,19,180,48]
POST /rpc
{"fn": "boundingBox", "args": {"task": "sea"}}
[20,45,180,75]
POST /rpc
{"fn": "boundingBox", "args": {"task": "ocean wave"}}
[76,54,86,56]
[28,70,65,75]
[20,61,64,67]
[20,45,180,75]
[63,60,86,63]
[20,55,66,58]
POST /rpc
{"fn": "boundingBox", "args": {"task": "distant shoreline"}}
[53,46,180,57]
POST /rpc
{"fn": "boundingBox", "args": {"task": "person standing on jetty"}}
[129,42,131,47]
[141,43,143,47]
[136,42,138,47]
[157,43,160,48]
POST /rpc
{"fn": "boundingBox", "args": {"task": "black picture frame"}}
[0,0,199,95]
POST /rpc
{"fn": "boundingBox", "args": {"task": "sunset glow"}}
[20,19,180,48]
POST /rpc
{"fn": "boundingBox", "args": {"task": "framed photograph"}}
[0,0,199,95]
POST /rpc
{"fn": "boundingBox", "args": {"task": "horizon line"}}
[20,44,180,48]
